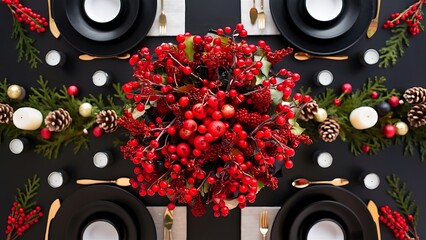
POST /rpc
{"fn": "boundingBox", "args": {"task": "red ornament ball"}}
[370,91,379,99]
[383,124,397,138]
[92,126,104,137]
[341,83,352,94]
[388,96,400,108]
[361,144,370,153]
[67,85,79,96]
[40,127,53,140]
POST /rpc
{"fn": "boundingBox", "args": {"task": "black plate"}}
[67,200,137,240]
[50,185,156,240]
[52,0,156,56]
[270,0,374,55]
[286,0,360,39]
[270,186,377,240]
[65,0,140,42]
[289,200,363,239]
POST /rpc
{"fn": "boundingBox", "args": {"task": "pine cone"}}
[318,118,340,142]
[0,103,13,124]
[96,109,118,132]
[299,100,319,121]
[44,108,72,132]
[403,87,426,104]
[407,103,426,128]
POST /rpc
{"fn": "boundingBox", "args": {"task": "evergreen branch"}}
[386,174,419,227]
[11,18,41,69]
[0,78,10,102]
[15,175,40,211]
[378,24,409,68]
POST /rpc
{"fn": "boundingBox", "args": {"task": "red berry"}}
[179,96,190,107]
[221,104,235,118]
[40,128,53,140]
[67,85,79,96]
[341,83,352,94]
[194,135,209,150]
[333,98,341,106]
[176,143,191,157]
[208,121,226,137]
[361,144,370,153]
[183,119,198,132]
[371,91,379,99]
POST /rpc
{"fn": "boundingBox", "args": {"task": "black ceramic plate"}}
[286,0,360,39]
[289,200,363,239]
[65,0,139,42]
[270,0,374,55]
[50,185,156,240]
[270,186,377,240]
[52,0,156,56]
[67,200,138,240]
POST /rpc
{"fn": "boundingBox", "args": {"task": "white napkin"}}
[147,206,187,240]
[147,0,186,36]
[240,0,280,35]
[241,206,281,240]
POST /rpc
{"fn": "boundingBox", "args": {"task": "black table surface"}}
[0,0,425,239]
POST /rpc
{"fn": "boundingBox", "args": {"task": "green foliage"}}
[378,25,409,68]
[11,18,41,69]
[0,76,128,159]
[15,175,40,211]
[386,174,419,227]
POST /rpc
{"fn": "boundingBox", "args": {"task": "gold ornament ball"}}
[394,121,409,136]
[7,85,25,100]
[79,103,93,117]
[314,108,328,122]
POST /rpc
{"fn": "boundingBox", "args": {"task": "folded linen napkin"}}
[240,0,280,35]
[241,206,281,240]
[147,206,187,240]
[147,0,186,36]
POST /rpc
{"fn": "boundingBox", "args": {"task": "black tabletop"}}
[0,0,425,239]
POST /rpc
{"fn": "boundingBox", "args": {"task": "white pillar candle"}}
[314,70,333,86]
[13,107,43,130]
[47,170,68,188]
[45,50,66,66]
[362,49,379,65]
[363,173,380,190]
[9,138,27,154]
[7,85,26,100]
[93,151,112,168]
[349,106,378,130]
[315,151,333,168]
[92,70,111,87]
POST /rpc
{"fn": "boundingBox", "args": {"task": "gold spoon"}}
[292,178,349,188]
[249,0,258,24]
[294,52,349,61]
[76,177,131,187]
[79,53,131,61]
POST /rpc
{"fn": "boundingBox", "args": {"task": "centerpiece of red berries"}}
[119,24,312,217]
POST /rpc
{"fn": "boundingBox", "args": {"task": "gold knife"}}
[367,0,381,38]
[44,199,61,240]
[163,208,173,240]
[367,200,381,240]
[47,0,60,38]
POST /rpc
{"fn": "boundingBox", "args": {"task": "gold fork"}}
[257,0,266,29]
[260,210,269,240]
[159,0,167,34]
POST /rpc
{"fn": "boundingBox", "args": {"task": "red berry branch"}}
[379,0,425,68]
[4,175,43,240]
[119,24,312,217]
[1,0,47,68]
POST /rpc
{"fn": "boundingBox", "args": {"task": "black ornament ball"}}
[376,102,391,116]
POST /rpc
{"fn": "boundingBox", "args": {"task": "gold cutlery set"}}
[249,0,266,29]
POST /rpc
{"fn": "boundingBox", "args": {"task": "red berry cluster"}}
[379,205,419,240]
[2,0,48,33]
[120,24,311,217]
[383,0,425,36]
[5,201,43,239]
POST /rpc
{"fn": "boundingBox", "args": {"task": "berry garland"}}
[5,175,43,240]
[0,77,129,159]
[299,77,426,160]
[379,0,425,68]
[2,0,47,69]
[119,24,312,217]
[379,174,420,240]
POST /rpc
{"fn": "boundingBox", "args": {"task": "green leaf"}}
[11,18,42,69]
[184,37,195,62]
[378,24,409,68]
[289,118,305,135]
[15,175,41,211]
[254,49,271,78]
[270,88,283,109]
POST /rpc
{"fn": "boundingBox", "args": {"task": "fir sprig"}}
[378,25,409,68]
[15,175,40,211]
[386,174,419,227]
[11,18,41,69]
